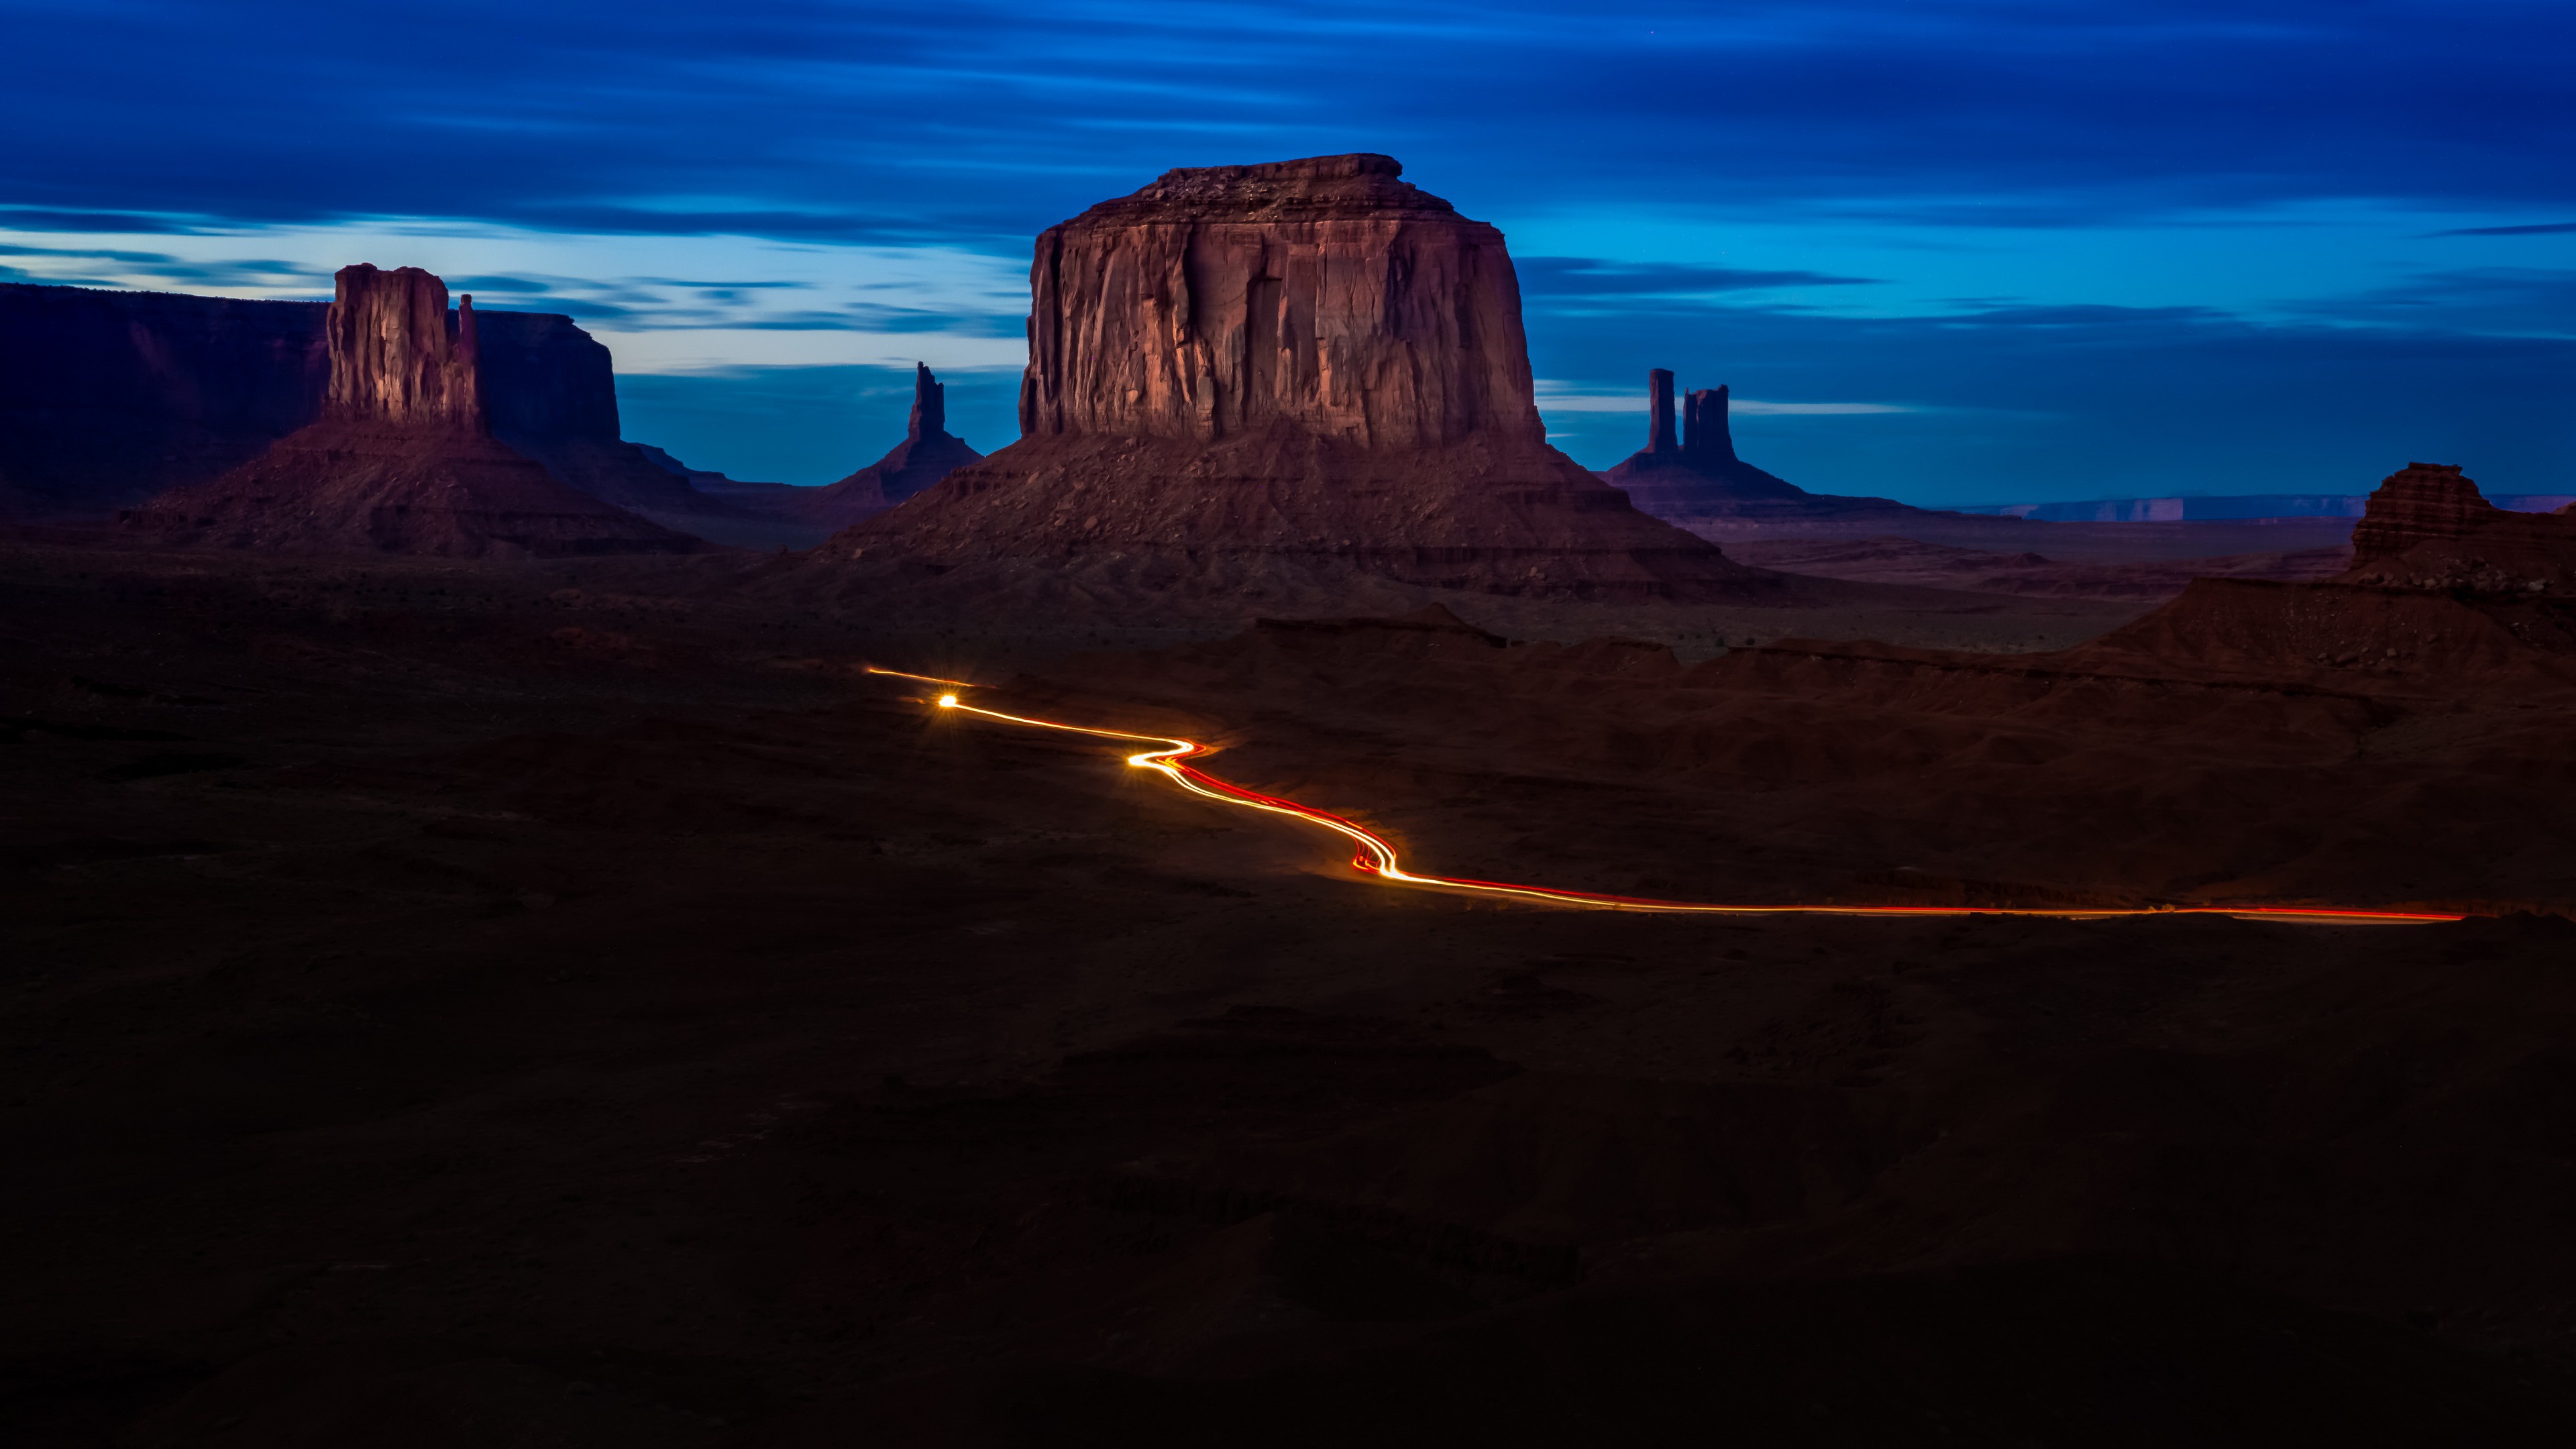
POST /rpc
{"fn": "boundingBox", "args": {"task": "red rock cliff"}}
[1018,154,1543,451]
[2339,462,2576,592]
[125,264,692,557]
[843,156,1769,600]
[0,276,731,524]
[326,264,484,429]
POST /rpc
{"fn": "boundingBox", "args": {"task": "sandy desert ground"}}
[9,537,2576,1445]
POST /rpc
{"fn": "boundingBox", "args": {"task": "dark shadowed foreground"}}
[7,543,2576,1446]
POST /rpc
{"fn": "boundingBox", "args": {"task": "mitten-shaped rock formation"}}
[126,265,693,557]
[1600,370,1947,533]
[839,156,1764,598]
[2340,462,2576,592]
[788,364,985,527]
[1603,374,1807,514]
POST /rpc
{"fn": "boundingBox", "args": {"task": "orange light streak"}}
[896,677,2466,926]
[863,665,983,689]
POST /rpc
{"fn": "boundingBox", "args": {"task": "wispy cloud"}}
[2432,221,2576,237]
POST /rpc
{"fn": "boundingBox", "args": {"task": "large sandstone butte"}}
[1600,370,1935,531]
[787,364,985,527]
[0,276,749,532]
[839,155,1768,598]
[126,265,694,557]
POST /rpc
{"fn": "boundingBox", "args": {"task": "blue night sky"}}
[4,1,2572,500]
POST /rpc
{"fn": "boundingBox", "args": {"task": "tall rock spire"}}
[1683,385,1737,464]
[1603,369,1816,518]
[1645,369,1680,454]
[910,361,946,441]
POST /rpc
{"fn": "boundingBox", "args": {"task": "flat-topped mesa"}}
[326,264,484,430]
[2348,462,2500,567]
[841,156,1769,599]
[1018,152,1544,452]
[2339,462,2576,592]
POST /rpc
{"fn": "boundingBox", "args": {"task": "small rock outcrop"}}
[787,364,985,527]
[125,265,694,557]
[2341,462,2576,592]
[839,156,1766,599]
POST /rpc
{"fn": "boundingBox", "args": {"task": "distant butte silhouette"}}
[787,364,984,527]
[123,264,695,557]
[835,154,1771,598]
[1601,371,1807,512]
[1597,369,1945,533]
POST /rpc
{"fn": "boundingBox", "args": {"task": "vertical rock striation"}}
[325,264,484,428]
[843,156,1766,599]
[123,265,694,557]
[1016,154,1543,451]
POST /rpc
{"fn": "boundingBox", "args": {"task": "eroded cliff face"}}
[1018,154,1544,452]
[2349,464,2503,567]
[327,264,484,429]
[0,276,684,519]
[125,264,693,557]
[845,156,1766,599]
[2341,463,2576,592]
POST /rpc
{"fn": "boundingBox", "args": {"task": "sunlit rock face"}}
[840,156,1769,600]
[325,264,485,430]
[1019,153,1542,451]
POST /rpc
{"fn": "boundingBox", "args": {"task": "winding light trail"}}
[865,667,2465,925]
